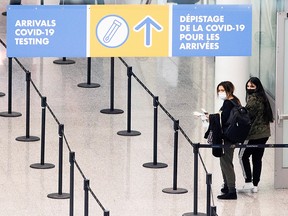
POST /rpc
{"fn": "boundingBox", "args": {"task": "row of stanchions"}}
[0,39,110,215]
[0,49,217,215]
[114,57,217,216]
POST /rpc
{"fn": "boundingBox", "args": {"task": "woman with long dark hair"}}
[217,81,241,200]
[238,77,274,193]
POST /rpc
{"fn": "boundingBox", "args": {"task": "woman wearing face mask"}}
[216,81,241,200]
[238,77,273,193]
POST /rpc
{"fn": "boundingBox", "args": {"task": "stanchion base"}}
[30,163,55,169]
[100,108,124,114]
[162,187,188,194]
[183,212,206,216]
[143,162,168,169]
[117,130,141,136]
[2,11,7,16]
[77,83,100,88]
[53,59,75,65]
[47,193,70,199]
[0,111,22,117]
[16,136,40,142]
[0,92,5,97]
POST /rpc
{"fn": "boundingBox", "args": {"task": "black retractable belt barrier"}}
[84,179,90,216]
[206,173,212,216]
[69,152,75,216]
[0,58,22,117]
[16,72,40,142]
[78,57,100,88]
[41,0,44,5]
[163,120,188,194]
[143,96,168,169]
[100,57,124,114]
[30,96,55,169]
[117,66,141,136]
[48,124,70,199]
[183,143,205,216]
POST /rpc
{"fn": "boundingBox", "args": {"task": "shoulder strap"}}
[228,99,238,107]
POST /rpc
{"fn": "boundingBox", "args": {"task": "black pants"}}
[238,137,269,186]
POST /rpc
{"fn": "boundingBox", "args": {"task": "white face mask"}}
[218,92,227,100]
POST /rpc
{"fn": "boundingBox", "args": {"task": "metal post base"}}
[77,83,100,88]
[2,12,7,16]
[53,59,75,65]
[30,163,55,169]
[117,130,141,136]
[47,193,70,199]
[0,92,5,97]
[143,162,168,169]
[100,109,124,114]
[0,111,22,117]
[16,136,40,142]
[183,212,206,216]
[162,188,188,194]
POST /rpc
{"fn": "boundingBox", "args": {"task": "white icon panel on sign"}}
[96,15,129,48]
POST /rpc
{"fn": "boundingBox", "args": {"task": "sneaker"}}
[237,182,254,193]
[217,192,237,200]
[252,186,258,193]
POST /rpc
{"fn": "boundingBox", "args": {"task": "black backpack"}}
[223,100,252,143]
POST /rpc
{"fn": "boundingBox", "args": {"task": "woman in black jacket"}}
[217,81,241,200]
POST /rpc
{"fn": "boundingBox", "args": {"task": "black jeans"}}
[238,137,269,186]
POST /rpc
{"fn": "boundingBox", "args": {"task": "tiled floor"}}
[1,1,288,216]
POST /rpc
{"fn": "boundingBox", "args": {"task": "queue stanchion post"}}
[117,66,141,136]
[78,57,100,88]
[211,206,217,216]
[163,120,188,194]
[183,143,206,216]
[53,57,75,65]
[16,72,40,142]
[206,173,212,216]
[30,96,55,169]
[84,179,89,216]
[104,210,110,216]
[2,0,21,16]
[69,152,75,216]
[100,57,123,114]
[143,96,167,169]
[0,58,22,117]
[48,124,70,199]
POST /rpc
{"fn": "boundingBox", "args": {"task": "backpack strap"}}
[227,99,238,107]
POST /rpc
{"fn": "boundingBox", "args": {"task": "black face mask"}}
[247,89,256,95]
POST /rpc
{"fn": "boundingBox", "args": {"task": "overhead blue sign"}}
[171,5,252,56]
[7,5,87,57]
[6,5,252,57]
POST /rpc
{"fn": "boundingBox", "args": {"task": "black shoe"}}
[221,186,229,194]
[217,192,237,200]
